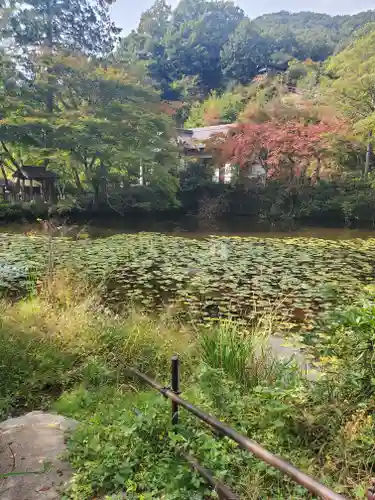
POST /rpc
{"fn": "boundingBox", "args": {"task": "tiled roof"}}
[177,124,237,153]
[190,124,237,142]
[12,166,57,180]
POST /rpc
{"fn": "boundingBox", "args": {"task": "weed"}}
[0,273,195,418]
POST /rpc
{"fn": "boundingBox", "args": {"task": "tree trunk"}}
[99,159,108,200]
[44,0,54,170]
[0,161,10,189]
[312,156,321,184]
[218,164,225,184]
[72,165,84,192]
[316,157,321,182]
[46,0,54,115]
[93,181,99,206]
[365,130,373,177]
[238,164,246,185]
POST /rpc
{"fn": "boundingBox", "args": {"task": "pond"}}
[1,230,375,333]
[1,221,375,240]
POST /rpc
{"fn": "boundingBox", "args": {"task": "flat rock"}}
[0,411,77,500]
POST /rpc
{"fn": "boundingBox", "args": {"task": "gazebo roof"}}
[12,166,57,181]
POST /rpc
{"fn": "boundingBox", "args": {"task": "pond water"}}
[1,222,375,239]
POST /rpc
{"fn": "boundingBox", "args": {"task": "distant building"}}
[256,62,289,76]
[177,124,266,185]
[177,124,237,159]
[12,166,58,202]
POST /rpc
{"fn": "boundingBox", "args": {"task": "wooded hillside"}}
[0,0,375,224]
[119,2,375,96]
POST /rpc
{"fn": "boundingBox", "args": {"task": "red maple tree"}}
[211,119,343,181]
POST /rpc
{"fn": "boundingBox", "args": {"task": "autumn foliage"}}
[211,119,343,180]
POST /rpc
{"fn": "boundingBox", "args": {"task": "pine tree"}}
[6,0,120,56]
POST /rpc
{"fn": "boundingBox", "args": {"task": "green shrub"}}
[313,292,375,400]
[0,326,79,418]
[61,392,219,500]
[0,201,49,222]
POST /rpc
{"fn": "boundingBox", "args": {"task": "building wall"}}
[213,163,266,184]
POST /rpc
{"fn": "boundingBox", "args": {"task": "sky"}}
[110,0,375,34]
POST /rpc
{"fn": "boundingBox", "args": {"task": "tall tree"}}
[0,54,179,204]
[116,0,174,98]
[0,0,121,173]
[138,0,171,41]
[6,0,120,56]
[118,0,245,96]
[221,19,272,85]
[165,0,244,91]
[324,24,375,176]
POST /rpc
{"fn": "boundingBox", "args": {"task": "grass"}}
[0,272,375,499]
[200,318,281,388]
[0,272,195,418]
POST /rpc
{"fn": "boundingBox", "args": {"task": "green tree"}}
[164,0,244,91]
[116,0,175,98]
[220,19,272,85]
[117,5,375,99]
[1,0,121,166]
[138,0,171,41]
[324,24,375,175]
[0,54,179,205]
[185,87,249,127]
[6,0,120,56]
[253,10,375,62]
[118,0,245,95]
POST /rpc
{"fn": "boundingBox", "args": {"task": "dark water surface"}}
[1,222,375,239]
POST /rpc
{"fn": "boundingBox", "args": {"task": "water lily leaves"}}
[1,232,375,332]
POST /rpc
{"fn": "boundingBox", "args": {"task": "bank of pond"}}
[2,231,375,498]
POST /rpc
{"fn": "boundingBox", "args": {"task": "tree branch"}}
[0,161,10,188]
[0,141,22,172]
[88,155,98,171]
[71,164,84,192]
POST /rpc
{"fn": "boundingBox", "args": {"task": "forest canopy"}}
[0,0,375,217]
[118,2,375,96]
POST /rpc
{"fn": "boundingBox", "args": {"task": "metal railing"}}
[129,356,347,500]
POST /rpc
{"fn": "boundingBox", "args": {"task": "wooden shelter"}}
[12,166,58,202]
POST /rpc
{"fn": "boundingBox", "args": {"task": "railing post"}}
[171,355,180,426]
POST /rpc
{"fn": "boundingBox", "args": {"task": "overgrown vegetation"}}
[1,264,375,499]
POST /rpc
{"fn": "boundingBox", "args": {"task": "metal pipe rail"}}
[181,451,239,500]
[130,364,347,500]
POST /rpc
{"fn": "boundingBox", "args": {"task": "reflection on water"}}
[1,221,375,239]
